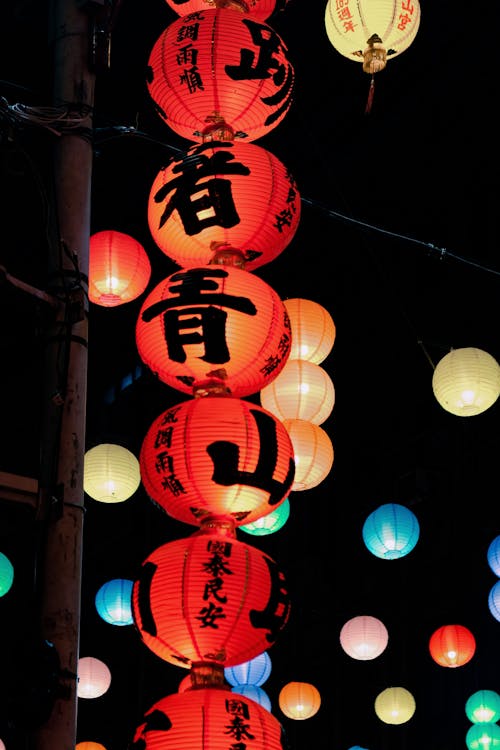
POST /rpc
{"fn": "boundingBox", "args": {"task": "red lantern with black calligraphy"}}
[148,140,301,271]
[146,8,294,143]
[132,521,291,669]
[163,0,290,23]
[140,394,295,527]
[135,265,291,397]
[131,685,285,750]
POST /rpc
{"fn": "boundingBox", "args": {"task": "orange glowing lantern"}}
[164,0,290,22]
[132,520,291,669]
[146,8,294,143]
[260,359,335,425]
[284,297,336,364]
[135,265,291,398]
[428,624,476,668]
[89,230,151,307]
[140,394,295,527]
[278,681,321,720]
[148,140,301,271]
[282,418,334,491]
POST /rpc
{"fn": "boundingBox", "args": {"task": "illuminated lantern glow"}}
[89,230,151,307]
[339,615,389,661]
[95,578,134,626]
[0,552,14,597]
[239,497,290,536]
[432,347,500,417]
[163,0,290,22]
[466,690,500,724]
[77,656,112,699]
[487,580,500,622]
[362,503,419,560]
[487,535,500,576]
[284,297,336,364]
[466,723,500,750]
[76,744,107,750]
[374,686,415,725]
[148,141,301,271]
[83,443,141,503]
[278,681,321,720]
[132,521,291,669]
[140,395,295,526]
[282,419,334,491]
[146,8,294,143]
[136,265,291,398]
[231,684,272,712]
[132,686,285,750]
[225,651,271,687]
[260,359,335,425]
[428,624,476,668]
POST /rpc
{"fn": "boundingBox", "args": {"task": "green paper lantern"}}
[466,690,500,724]
[0,552,14,597]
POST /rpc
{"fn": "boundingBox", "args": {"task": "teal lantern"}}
[466,723,500,750]
[231,684,272,712]
[95,578,134,626]
[225,651,272,687]
[466,690,500,724]
[239,498,290,537]
[362,503,420,560]
[0,552,14,597]
[487,535,500,576]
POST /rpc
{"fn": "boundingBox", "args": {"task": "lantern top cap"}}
[209,243,247,269]
[197,514,238,536]
[202,114,235,143]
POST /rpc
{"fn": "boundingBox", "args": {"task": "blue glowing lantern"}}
[362,503,420,560]
[225,651,272,687]
[488,580,500,622]
[239,498,290,537]
[0,552,14,597]
[231,684,272,712]
[487,535,500,577]
[95,578,134,626]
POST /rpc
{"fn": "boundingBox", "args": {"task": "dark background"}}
[1,1,499,749]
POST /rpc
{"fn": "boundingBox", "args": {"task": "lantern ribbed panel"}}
[164,0,285,21]
[224,651,271,686]
[231,684,272,711]
[134,687,284,750]
[340,615,388,661]
[432,347,500,416]
[147,9,294,143]
[132,531,291,668]
[76,743,107,750]
[282,419,334,491]
[428,624,476,667]
[240,497,290,536]
[260,359,335,425]
[278,681,321,720]
[374,686,415,725]
[488,581,500,622]
[0,552,14,597]
[140,396,295,526]
[95,578,134,626]
[487,535,500,576]
[466,723,500,750]
[466,690,500,724]
[148,141,301,271]
[83,444,141,503]
[324,0,421,64]
[89,230,151,307]
[284,298,336,364]
[362,503,419,560]
[136,265,291,398]
[77,657,112,699]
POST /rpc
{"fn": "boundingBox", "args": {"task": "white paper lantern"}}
[77,656,112,699]
[340,615,388,660]
[84,443,141,503]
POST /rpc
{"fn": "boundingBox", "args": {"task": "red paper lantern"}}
[132,522,291,668]
[89,230,151,307]
[135,265,291,397]
[140,394,295,526]
[146,8,294,143]
[132,685,285,750]
[429,623,476,668]
[163,0,290,22]
[148,140,301,271]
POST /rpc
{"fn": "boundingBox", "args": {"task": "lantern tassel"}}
[365,75,375,115]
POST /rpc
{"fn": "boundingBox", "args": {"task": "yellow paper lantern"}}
[432,347,500,416]
[282,419,334,491]
[77,656,112,699]
[278,681,321,720]
[260,359,335,425]
[374,686,415,725]
[284,298,336,364]
[84,443,141,503]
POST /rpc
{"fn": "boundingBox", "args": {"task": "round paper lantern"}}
[83,443,141,503]
[0,552,14,597]
[282,419,334,491]
[374,686,415,725]
[95,578,134,626]
[239,497,290,536]
[231,684,272,712]
[466,690,500,724]
[136,265,291,398]
[132,523,291,669]
[133,686,284,750]
[146,8,294,143]
[339,615,388,661]
[76,744,107,750]
[163,0,289,21]
[362,503,419,560]
[428,624,476,668]
[432,347,500,417]
[140,395,295,527]
[278,681,321,720]
[466,723,500,750]
[77,656,112,699]
[260,359,335,425]
[0,740,5,750]
[225,651,271,687]
[284,298,336,364]
[148,141,301,271]
[325,0,421,74]
[488,580,500,622]
[89,230,151,307]
[487,535,500,577]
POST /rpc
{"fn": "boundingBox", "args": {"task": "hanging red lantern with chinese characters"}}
[132,519,291,669]
[148,140,301,270]
[135,264,291,397]
[146,8,294,143]
[140,394,295,526]
[163,0,290,22]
